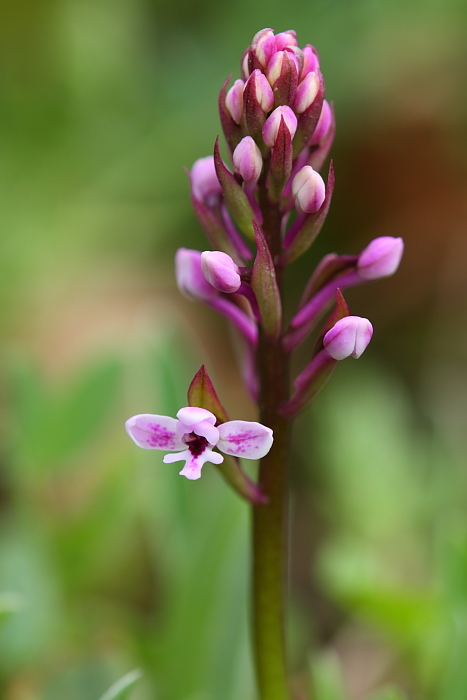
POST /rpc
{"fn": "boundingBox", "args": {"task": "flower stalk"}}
[125,26,404,700]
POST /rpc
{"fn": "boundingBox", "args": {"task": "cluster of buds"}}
[126,28,404,500]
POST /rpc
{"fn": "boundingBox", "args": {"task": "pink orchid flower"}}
[126,407,273,481]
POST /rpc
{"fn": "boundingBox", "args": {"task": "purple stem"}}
[281,212,306,248]
[209,296,258,345]
[245,181,264,225]
[281,348,336,416]
[238,282,262,322]
[283,270,362,352]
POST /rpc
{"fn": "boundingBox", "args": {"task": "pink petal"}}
[125,414,184,451]
[217,420,273,459]
[196,421,220,444]
[177,407,216,426]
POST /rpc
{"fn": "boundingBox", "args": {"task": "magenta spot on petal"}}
[146,424,177,449]
[183,432,209,457]
[225,431,257,454]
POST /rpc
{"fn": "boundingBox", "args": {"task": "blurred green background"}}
[1,0,467,698]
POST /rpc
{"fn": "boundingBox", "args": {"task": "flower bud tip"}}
[201,251,241,293]
[323,316,373,360]
[291,165,326,213]
[357,237,404,280]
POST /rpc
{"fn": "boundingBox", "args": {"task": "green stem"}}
[252,191,291,699]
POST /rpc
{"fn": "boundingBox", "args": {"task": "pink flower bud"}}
[310,100,332,145]
[233,136,263,183]
[251,28,276,67]
[201,251,241,293]
[291,165,326,213]
[190,156,222,206]
[294,71,320,114]
[323,316,373,360]
[262,106,297,147]
[301,45,319,78]
[175,248,217,302]
[241,49,250,80]
[357,237,404,280]
[285,45,304,72]
[225,79,244,125]
[245,69,274,113]
[266,50,299,87]
[274,30,298,51]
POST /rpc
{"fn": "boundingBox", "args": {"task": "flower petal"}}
[177,407,216,426]
[125,414,184,451]
[164,447,224,480]
[191,420,220,445]
[217,420,273,459]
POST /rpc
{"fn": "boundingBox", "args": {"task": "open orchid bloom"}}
[126,407,273,481]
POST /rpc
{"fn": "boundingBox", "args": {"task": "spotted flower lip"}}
[125,407,273,481]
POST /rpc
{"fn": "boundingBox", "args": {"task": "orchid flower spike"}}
[323,316,373,360]
[126,407,273,480]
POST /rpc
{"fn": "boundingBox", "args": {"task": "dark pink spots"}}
[225,431,257,453]
[146,424,177,449]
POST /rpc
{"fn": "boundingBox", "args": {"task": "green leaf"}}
[187,364,229,423]
[97,669,142,700]
[268,116,293,202]
[251,220,282,341]
[214,137,256,241]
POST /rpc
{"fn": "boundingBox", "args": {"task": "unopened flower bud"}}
[233,136,263,183]
[190,156,222,206]
[225,79,244,125]
[175,248,217,302]
[357,237,404,280]
[245,69,274,113]
[266,50,299,88]
[241,49,250,80]
[294,71,320,114]
[291,165,326,213]
[275,30,298,51]
[310,100,332,145]
[201,251,241,293]
[262,106,297,147]
[301,45,319,78]
[251,28,276,67]
[323,316,373,360]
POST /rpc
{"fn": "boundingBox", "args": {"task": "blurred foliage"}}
[1,0,467,698]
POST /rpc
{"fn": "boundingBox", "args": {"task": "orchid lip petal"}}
[164,447,224,480]
[217,420,273,459]
[125,414,184,451]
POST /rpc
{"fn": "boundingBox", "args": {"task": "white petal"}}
[125,414,184,451]
[217,421,273,459]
